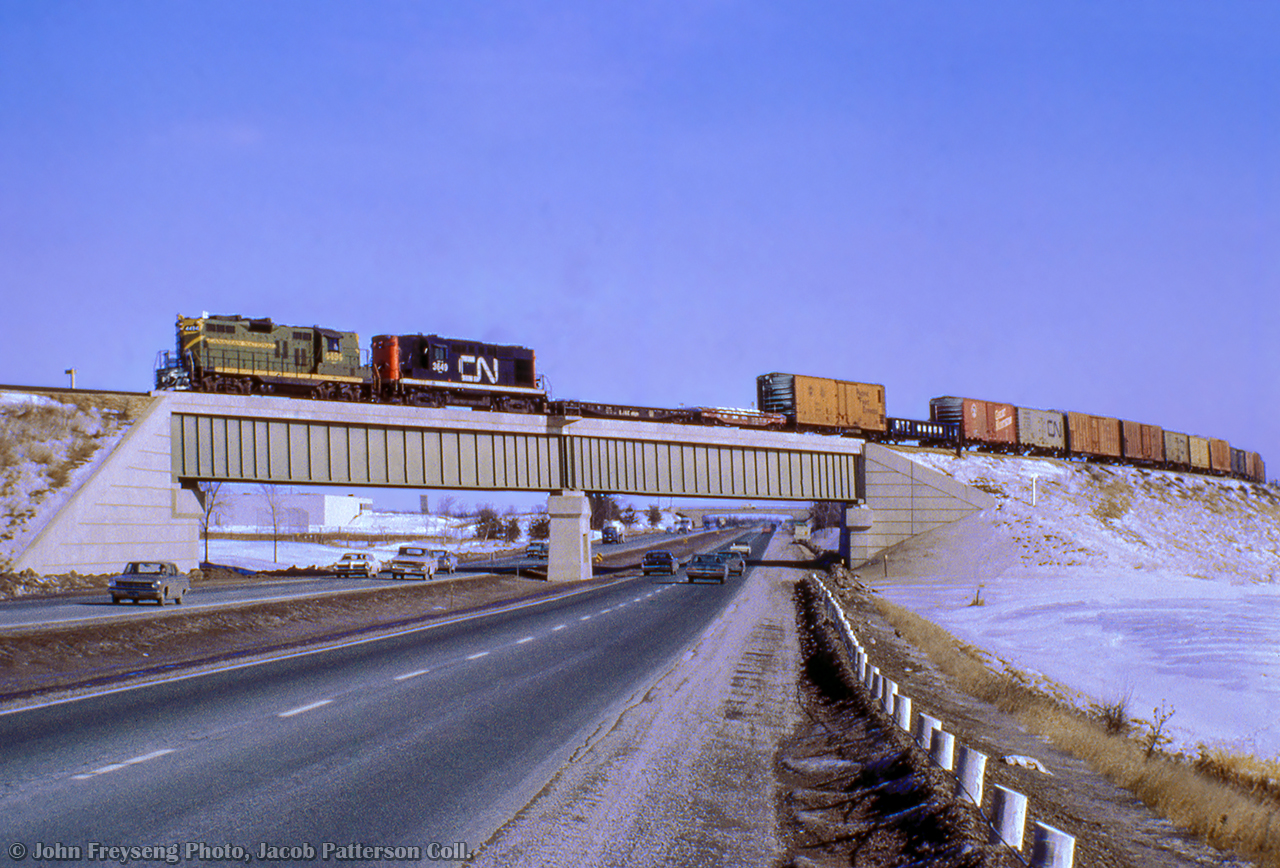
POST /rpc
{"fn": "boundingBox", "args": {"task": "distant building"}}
[213,492,374,533]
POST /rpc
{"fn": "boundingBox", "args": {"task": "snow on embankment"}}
[819,448,1280,759]
[0,391,146,579]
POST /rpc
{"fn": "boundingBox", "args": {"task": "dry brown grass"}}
[872,596,1280,866]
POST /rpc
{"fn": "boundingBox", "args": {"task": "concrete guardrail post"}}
[915,713,940,750]
[929,727,955,771]
[1030,822,1075,868]
[867,665,880,693]
[892,693,912,732]
[955,746,987,805]
[880,678,897,714]
[989,784,1028,850]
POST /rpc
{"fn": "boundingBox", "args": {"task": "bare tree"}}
[198,481,224,564]
[259,484,286,564]
[588,493,620,530]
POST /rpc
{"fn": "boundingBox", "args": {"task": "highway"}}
[0,533,769,863]
[0,529,722,630]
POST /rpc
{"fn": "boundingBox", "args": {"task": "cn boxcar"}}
[757,373,886,434]
[1065,412,1122,459]
[1163,431,1191,468]
[930,397,1017,449]
[1016,407,1066,454]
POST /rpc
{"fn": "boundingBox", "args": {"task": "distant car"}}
[728,540,752,559]
[332,552,379,577]
[381,546,438,581]
[428,549,458,574]
[525,541,549,559]
[641,550,679,576]
[109,561,190,605]
[685,553,728,584]
[602,526,624,544]
[712,550,746,575]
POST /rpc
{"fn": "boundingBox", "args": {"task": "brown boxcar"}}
[757,373,886,433]
[930,397,1017,448]
[1163,431,1190,467]
[1208,438,1231,474]
[1248,452,1267,483]
[1188,436,1211,471]
[1017,407,1066,453]
[1121,420,1165,463]
[1066,412,1122,458]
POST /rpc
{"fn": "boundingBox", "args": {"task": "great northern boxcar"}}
[154,314,364,399]
[930,397,1017,450]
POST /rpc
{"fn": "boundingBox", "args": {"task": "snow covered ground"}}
[815,449,1280,761]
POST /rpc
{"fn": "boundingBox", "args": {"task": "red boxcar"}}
[930,397,1017,448]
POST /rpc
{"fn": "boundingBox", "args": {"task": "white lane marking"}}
[394,668,431,681]
[3,570,646,721]
[552,624,566,631]
[278,699,332,718]
[516,636,534,645]
[73,748,176,780]
[599,608,612,614]
[579,615,591,621]
[466,651,490,660]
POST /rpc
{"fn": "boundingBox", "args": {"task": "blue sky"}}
[2,1,1276,507]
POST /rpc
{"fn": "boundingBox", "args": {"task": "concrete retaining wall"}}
[850,443,995,562]
[14,395,202,575]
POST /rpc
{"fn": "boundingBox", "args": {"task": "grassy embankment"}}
[873,594,1280,867]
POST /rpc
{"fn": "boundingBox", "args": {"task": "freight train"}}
[154,314,1267,483]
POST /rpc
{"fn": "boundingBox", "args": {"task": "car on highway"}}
[728,540,752,560]
[108,561,190,605]
[428,549,458,574]
[685,553,728,584]
[331,552,380,577]
[380,546,438,581]
[525,541,549,559]
[711,549,746,576]
[641,550,679,576]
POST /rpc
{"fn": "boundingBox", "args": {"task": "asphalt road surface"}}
[0,534,770,864]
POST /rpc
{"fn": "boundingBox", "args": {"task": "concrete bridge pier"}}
[546,491,591,582]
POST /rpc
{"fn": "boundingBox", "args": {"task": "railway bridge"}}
[10,390,992,579]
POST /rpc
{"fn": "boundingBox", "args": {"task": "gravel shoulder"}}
[467,532,803,868]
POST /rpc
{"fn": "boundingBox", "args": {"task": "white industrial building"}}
[212,492,375,533]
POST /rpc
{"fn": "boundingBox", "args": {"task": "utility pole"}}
[64,368,76,389]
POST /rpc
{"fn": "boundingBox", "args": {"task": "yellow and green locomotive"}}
[155,314,366,400]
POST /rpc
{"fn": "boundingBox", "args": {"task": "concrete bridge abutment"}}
[546,491,591,582]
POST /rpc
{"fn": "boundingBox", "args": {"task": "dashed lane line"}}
[466,651,491,661]
[73,748,176,780]
[516,636,534,644]
[394,668,431,681]
[278,699,333,718]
